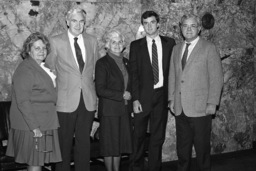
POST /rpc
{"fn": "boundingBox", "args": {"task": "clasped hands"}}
[33,128,43,137]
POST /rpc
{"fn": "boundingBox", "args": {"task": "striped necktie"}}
[152,39,159,85]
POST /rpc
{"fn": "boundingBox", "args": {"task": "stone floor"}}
[17,148,256,171]
[89,148,256,171]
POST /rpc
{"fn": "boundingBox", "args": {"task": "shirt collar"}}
[185,36,199,46]
[146,35,160,43]
[68,30,83,41]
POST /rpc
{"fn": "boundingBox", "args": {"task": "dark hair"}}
[20,32,50,59]
[141,11,160,25]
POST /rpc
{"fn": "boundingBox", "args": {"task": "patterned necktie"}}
[181,43,191,70]
[152,39,159,85]
[74,37,84,73]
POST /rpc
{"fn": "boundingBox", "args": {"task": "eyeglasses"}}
[34,132,53,153]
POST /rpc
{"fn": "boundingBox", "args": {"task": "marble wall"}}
[0,0,255,161]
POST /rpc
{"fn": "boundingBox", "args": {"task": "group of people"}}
[6,5,223,171]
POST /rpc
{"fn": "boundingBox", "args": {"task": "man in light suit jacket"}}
[168,14,223,171]
[129,11,176,171]
[45,6,99,171]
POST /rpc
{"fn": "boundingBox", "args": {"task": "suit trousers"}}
[55,93,95,171]
[130,88,168,171]
[176,111,212,171]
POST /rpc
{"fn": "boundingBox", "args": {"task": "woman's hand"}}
[123,91,132,100]
[33,128,43,137]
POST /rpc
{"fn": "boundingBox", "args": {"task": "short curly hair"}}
[20,32,50,59]
[104,29,125,50]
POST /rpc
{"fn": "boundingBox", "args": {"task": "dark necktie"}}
[74,37,84,73]
[152,39,159,85]
[181,43,191,70]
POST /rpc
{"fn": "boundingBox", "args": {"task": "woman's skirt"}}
[99,113,133,157]
[6,128,62,166]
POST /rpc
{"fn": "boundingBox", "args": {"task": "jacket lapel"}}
[107,54,125,88]
[139,37,152,68]
[63,33,80,72]
[183,38,202,72]
[82,33,92,71]
[176,43,183,72]
[28,57,55,90]
[160,36,169,73]
[123,58,130,90]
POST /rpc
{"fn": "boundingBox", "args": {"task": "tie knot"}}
[152,39,155,43]
[74,37,78,42]
[186,43,191,47]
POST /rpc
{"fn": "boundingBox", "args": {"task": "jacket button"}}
[181,80,184,83]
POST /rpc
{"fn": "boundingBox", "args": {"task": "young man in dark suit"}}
[129,11,176,171]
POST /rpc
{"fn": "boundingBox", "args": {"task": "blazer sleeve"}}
[129,41,140,101]
[168,48,176,101]
[13,66,40,130]
[92,37,99,80]
[95,60,124,101]
[45,38,57,71]
[207,44,224,105]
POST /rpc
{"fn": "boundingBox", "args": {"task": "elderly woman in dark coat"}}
[6,32,61,171]
[95,29,133,171]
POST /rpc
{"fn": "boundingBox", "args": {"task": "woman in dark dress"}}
[6,32,61,171]
[95,30,133,171]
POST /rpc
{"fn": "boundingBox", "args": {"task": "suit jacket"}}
[95,54,131,117]
[45,32,99,112]
[10,57,58,131]
[129,36,176,112]
[168,37,224,117]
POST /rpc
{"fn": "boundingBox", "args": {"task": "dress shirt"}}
[40,62,56,87]
[146,35,163,89]
[68,30,86,67]
[181,36,200,61]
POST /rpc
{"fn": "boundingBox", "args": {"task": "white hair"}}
[105,29,125,49]
[66,6,86,21]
